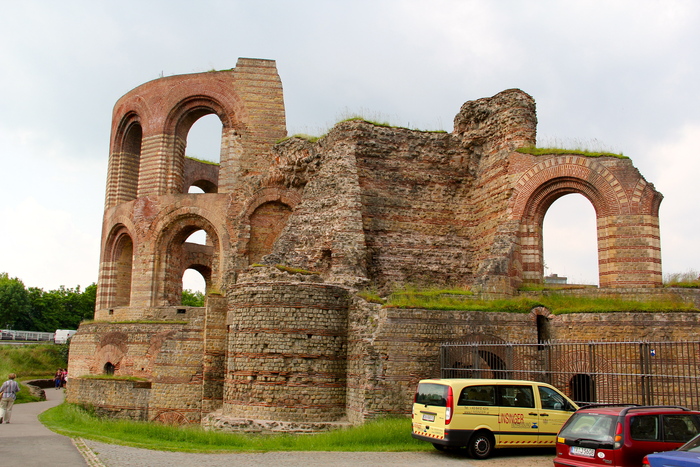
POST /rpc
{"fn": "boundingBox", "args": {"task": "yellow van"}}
[411,378,578,459]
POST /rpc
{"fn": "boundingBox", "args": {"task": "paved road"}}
[0,386,88,466]
[1,387,556,466]
[82,440,556,467]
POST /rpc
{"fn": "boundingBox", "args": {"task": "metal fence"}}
[1,329,54,342]
[441,341,700,409]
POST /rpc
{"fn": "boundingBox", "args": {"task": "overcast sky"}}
[1,0,698,291]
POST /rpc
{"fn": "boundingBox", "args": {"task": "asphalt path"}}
[0,385,88,466]
[1,386,556,466]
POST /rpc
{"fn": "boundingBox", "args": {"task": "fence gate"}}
[440,341,700,409]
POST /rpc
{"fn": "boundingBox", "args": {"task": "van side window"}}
[538,386,575,411]
[458,385,495,406]
[498,385,535,408]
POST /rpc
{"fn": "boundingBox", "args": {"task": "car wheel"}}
[468,430,494,459]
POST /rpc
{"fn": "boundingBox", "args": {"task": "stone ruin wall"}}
[67,57,680,431]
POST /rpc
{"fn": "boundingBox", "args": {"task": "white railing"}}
[1,329,55,342]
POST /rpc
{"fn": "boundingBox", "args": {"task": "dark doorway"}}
[570,373,595,403]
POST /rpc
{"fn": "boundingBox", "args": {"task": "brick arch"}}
[164,95,235,142]
[106,112,143,208]
[511,156,629,220]
[550,350,621,404]
[107,61,286,200]
[510,157,631,287]
[98,223,136,310]
[151,209,223,306]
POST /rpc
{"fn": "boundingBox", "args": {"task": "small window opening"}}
[537,314,550,349]
[104,362,115,375]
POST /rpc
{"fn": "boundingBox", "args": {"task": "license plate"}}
[570,446,596,458]
[422,413,435,422]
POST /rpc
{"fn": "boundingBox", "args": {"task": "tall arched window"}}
[113,234,134,307]
[185,113,222,164]
[543,194,598,286]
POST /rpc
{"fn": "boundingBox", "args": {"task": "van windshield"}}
[415,383,449,407]
[559,413,617,444]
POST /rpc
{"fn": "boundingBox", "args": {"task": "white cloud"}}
[0,198,99,290]
[643,122,700,277]
[0,0,698,290]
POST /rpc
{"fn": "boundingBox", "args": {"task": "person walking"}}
[0,373,20,424]
[54,369,63,390]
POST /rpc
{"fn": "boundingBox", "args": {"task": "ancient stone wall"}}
[223,278,349,424]
[69,58,674,432]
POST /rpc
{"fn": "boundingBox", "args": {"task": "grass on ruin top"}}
[664,269,700,288]
[185,155,219,166]
[39,403,429,453]
[384,287,696,314]
[516,146,628,159]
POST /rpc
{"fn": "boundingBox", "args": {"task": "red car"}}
[554,405,700,467]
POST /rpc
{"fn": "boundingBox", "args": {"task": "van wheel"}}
[467,431,494,459]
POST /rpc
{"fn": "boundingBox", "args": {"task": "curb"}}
[72,437,107,467]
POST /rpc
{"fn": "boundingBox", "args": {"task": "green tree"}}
[0,273,30,328]
[182,289,205,307]
[0,275,97,332]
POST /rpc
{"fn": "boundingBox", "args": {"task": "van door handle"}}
[529,412,538,416]
[539,413,549,417]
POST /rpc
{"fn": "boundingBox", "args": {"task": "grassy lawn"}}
[0,343,67,404]
[39,403,430,453]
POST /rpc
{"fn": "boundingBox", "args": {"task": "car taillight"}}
[641,455,650,465]
[445,386,454,425]
[614,421,623,449]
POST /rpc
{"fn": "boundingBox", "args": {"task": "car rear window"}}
[415,383,449,407]
[559,413,617,443]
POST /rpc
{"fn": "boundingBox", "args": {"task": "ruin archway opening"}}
[153,215,220,307]
[114,234,134,307]
[188,185,206,194]
[104,362,115,375]
[185,229,208,246]
[185,113,223,165]
[182,268,207,298]
[543,193,599,286]
[518,175,609,288]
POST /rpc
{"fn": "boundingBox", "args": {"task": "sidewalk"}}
[0,385,88,466]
